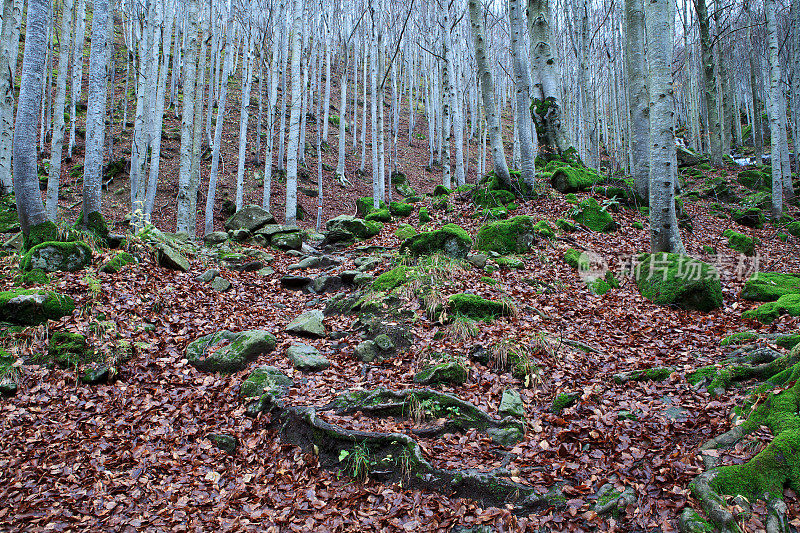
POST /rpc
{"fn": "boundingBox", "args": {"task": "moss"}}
[634,253,723,311]
[49,331,94,368]
[13,268,50,286]
[0,289,76,325]
[20,240,93,272]
[720,331,759,346]
[22,220,58,251]
[551,392,579,414]
[0,194,20,233]
[737,169,771,190]
[413,361,468,385]
[722,229,756,256]
[477,207,509,220]
[356,197,386,217]
[99,251,135,273]
[394,223,417,240]
[563,248,587,270]
[742,294,800,324]
[555,218,576,232]
[493,255,524,269]
[418,207,431,224]
[362,221,383,238]
[474,188,515,209]
[741,272,800,301]
[632,221,644,230]
[73,210,109,242]
[475,215,535,254]
[564,193,579,204]
[448,293,511,321]
[686,365,719,387]
[550,166,604,193]
[400,224,472,258]
[372,266,410,292]
[569,197,615,232]
[433,185,451,196]
[730,206,764,228]
[480,276,498,286]
[365,208,391,223]
[787,221,800,237]
[389,202,413,217]
[613,367,674,384]
[533,220,555,239]
[589,271,620,295]
[776,334,800,350]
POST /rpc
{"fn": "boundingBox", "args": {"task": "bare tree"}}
[625,0,649,199]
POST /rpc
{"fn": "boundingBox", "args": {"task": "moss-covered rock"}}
[394,223,417,240]
[493,255,525,269]
[720,331,759,346]
[448,294,511,321]
[550,166,604,193]
[634,253,723,311]
[271,231,302,250]
[224,205,277,232]
[418,207,431,224]
[20,241,92,272]
[551,392,579,414]
[400,224,472,258]
[22,220,58,251]
[741,272,800,301]
[49,331,92,368]
[473,188,516,209]
[555,218,577,232]
[73,211,109,242]
[326,215,382,242]
[563,248,588,270]
[0,289,75,325]
[372,266,410,292]
[12,268,50,286]
[475,216,535,255]
[99,251,135,273]
[0,195,20,234]
[612,367,674,384]
[433,185,451,196]
[569,197,615,232]
[588,271,620,296]
[533,220,555,239]
[356,197,386,217]
[499,389,525,418]
[737,169,771,190]
[730,206,764,228]
[741,294,800,324]
[787,221,800,237]
[365,208,391,223]
[776,333,800,349]
[722,229,756,256]
[155,243,190,271]
[240,365,294,399]
[413,361,468,386]
[187,330,277,373]
[389,202,413,217]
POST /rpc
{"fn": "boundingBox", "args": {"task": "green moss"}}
[0,289,76,325]
[475,215,535,254]
[13,268,50,286]
[551,392,579,414]
[474,188,516,209]
[48,331,94,368]
[22,221,58,251]
[413,361,468,385]
[589,271,620,295]
[356,197,386,217]
[19,240,93,272]
[365,208,391,222]
[372,266,410,292]
[722,229,756,256]
[569,197,615,232]
[737,169,771,190]
[418,207,431,224]
[533,220,555,239]
[99,251,135,273]
[632,221,644,230]
[448,294,512,321]
[362,221,383,238]
[555,218,576,232]
[741,272,800,301]
[0,195,20,233]
[433,185,451,196]
[400,224,472,258]
[634,253,723,311]
[776,334,800,350]
[742,294,800,324]
[480,276,498,286]
[394,223,417,240]
[550,166,604,193]
[720,331,759,346]
[564,193,579,204]
[686,365,719,387]
[613,367,674,384]
[389,202,413,217]
[563,248,587,270]
[787,221,800,237]
[493,255,524,269]
[73,211,109,242]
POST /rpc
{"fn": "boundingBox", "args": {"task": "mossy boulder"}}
[473,188,515,209]
[551,392,579,414]
[0,195,20,234]
[20,241,92,272]
[326,215,381,242]
[720,331,759,346]
[391,172,417,198]
[388,201,413,217]
[365,208,391,223]
[99,251,135,273]
[13,268,50,286]
[555,219,577,232]
[588,271,620,296]
[155,243,190,271]
[49,331,93,368]
[741,272,800,301]
[787,221,800,237]
[448,294,511,321]
[550,166,604,193]
[533,220,555,239]
[634,253,723,311]
[394,223,417,240]
[493,255,524,269]
[356,197,386,217]
[400,224,472,258]
[418,207,431,224]
[413,361,468,386]
[737,169,771,190]
[569,197,615,232]
[286,310,326,337]
[433,185,451,196]
[240,365,293,399]
[0,289,75,325]
[499,389,525,418]
[742,294,800,324]
[224,205,276,232]
[73,211,109,242]
[563,248,588,270]
[730,206,764,228]
[286,344,331,371]
[475,216,536,254]
[372,266,410,292]
[186,330,277,373]
[271,230,302,250]
[22,220,58,251]
[722,229,756,256]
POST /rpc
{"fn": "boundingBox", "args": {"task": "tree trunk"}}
[625,0,649,200]
[176,0,199,235]
[263,6,283,210]
[187,11,209,239]
[236,31,256,211]
[284,0,303,225]
[509,0,536,188]
[766,0,787,218]
[745,0,763,165]
[694,0,722,165]
[68,0,86,160]
[646,0,684,253]
[0,0,23,194]
[469,0,511,187]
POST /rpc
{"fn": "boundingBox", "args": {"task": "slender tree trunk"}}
[694,0,722,165]
[625,0,649,200]
[646,0,684,253]
[0,0,23,194]
[745,0,763,164]
[188,13,209,239]
[46,0,75,221]
[277,20,290,173]
[68,0,86,159]
[176,0,199,235]
[236,31,256,211]
[284,0,303,225]
[469,0,511,187]
[766,0,787,218]
[335,43,350,185]
[322,35,332,143]
[263,6,283,210]
[509,0,536,188]
[579,0,598,167]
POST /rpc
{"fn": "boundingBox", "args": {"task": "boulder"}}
[240,365,294,415]
[207,434,238,455]
[286,343,331,371]
[155,243,190,272]
[325,215,382,242]
[449,293,512,320]
[203,231,229,246]
[210,277,232,292]
[741,272,800,301]
[280,275,312,290]
[722,229,756,256]
[356,197,386,217]
[388,202,413,217]
[365,208,392,223]
[0,289,75,325]
[475,216,535,254]
[99,251,135,273]
[312,275,343,293]
[271,231,302,250]
[634,253,723,311]
[224,205,276,232]
[196,268,220,283]
[675,145,705,167]
[499,389,525,418]
[400,223,472,258]
[286,310,326,337]
[569,198,615,232]
[550,166,603,193]
[186,330,277,373]
[413,361,468,385]
[20,241,92,272]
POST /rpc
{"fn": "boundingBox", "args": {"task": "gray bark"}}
[177,0,199,235]
[694,0,722,165]
[766,0,786,218]
[284,0,303,225]
[0,0,20,194]
[509,0,536,188]
[68,0,86,159]
[625,0,649,200]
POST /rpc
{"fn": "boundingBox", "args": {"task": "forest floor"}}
[2,54,800,532]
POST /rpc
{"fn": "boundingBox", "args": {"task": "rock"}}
[3,232,23,251]
[186,330,276,373]
[475,216,536,254]
[551,392,579,414]
[325,215,382,242]
[230,228,251,242]
[294,256,322,269]
[155,243,190,272]
[240,366,294,399]
[207,433,238,455]
[99,251,135,273]
[353,272,374,286]
[400,224,472,258]
[0,381,17,396]
[355,256,381,271]
[365,208,391,223]
[253,224,295,240]
[388,201,413,217]
[210,277,232,292]
[286,310,325,337]
[723,229,756,256]
[730,206,764,228]
[486,426,523,447]
[286,343,331,371]
[741,294,800,324]
[0,289,75,325]
[271,231,302,250]
[634,253,722,311]
[49,331,92,368]
[550,165,603,193]
[280,275,312,290]
[493,256,524,269]
[203,231,229,246]
[570,197,615,232]
[679,508,715,533]
[413,361,468,385]
[257,267,275,277]
[371,266,410,292]
[311,275,343,293]
[466,252,487,268]
[228,260,263,272]
[499,389,525,418]
[449,294,512,320]
[340,270,359,284]
[19,241,92,272]
[675,145,705,167]
[196,269,220,283]
[354,340,380,362]
[741,271,800,301]
[224,205,276,232]
[80,362,110,384]
[356,197,386,217]
[593,484,636,515]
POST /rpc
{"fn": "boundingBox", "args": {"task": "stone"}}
[80,362,110,384]
[325,215,382,241]
[466,252,487,268]
[353,272,374,286]
[271,231,302,250]
[400,224,472,258]
[203,231,229,246]
[373,334,394,352]
[240,365,294,399]
[354,340,380,362]
[741,272,800,301]
[3,232,23,251]
[0,290,76,325]
[99,251,135,273]
[230,228,251,242]
[155,243,190,272]
[228,260,263,272]
[475,216,536,254]
[356,257,381,271]
[280,275,312,290]
[294,256,322,269]
[413,361,468,385]
[634,253,722,311]
[207,433,238,455]
[257,267,275,277]
[224,205,276,232]
[570,198,615,232]
[311,275,343,294]
[340,270,359,284]
[210,277,232,292]
[449,294,512,320]
[675,145,705,167]
[286,344,331,371]
[20,241,92,272]
[499,389,525,418]
[486,426,524,447]
[286,310,325,337]
[196,269,220,283]
[186,330,276,373]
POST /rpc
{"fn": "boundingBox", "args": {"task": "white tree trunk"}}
[176,0,199,235]
[263,6,283,210]
[625,0,649,199]
[236,31,256,210]
[68,0,86,159]
[322,35,332,143]
[509,0,536,188]
[694,0,722,165]
[0,0,20,194]
[284,0,303,225]
[766,0,785,218]
[187,10,209,238]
